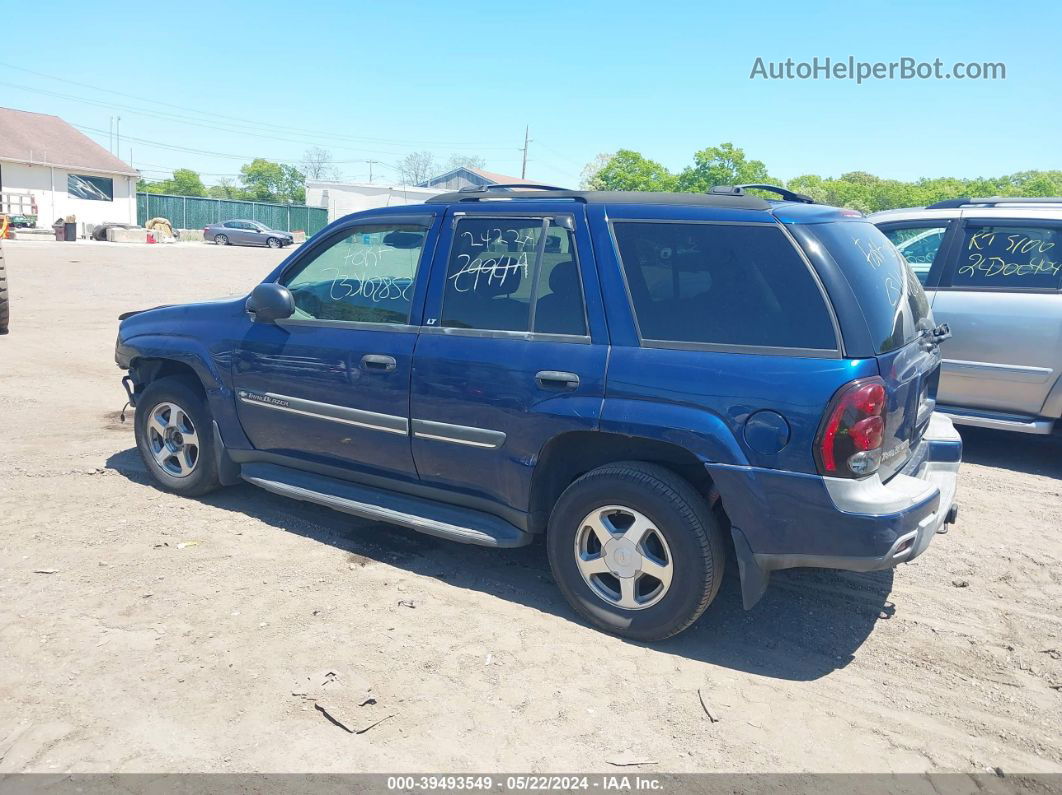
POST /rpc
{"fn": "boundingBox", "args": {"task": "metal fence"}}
[136,193,329,236]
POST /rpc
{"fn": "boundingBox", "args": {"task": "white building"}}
[305,180,441,222]
[0,106,138,231]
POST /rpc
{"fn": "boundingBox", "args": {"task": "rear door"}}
[231,212,437,481]
[930,218,1062,416]
[409,204,608,517]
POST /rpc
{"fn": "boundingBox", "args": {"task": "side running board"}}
[240,462,532,548]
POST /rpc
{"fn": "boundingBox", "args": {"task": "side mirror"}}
[246,282,294,323]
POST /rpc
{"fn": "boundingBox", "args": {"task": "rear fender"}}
[598,399,750,467]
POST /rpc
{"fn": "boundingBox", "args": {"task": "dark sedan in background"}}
[204,220,294,248]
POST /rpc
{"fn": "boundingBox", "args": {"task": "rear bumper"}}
[710,413,962,608]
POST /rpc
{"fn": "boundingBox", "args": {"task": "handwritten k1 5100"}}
[749,56,1005,83]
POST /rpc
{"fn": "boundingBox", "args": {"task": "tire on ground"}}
[134,375,222,497]
[546,461,726,641]
[0,247,9,334]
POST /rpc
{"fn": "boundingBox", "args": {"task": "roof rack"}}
[457,183,569,193]
[926,196,1062,209]
[710,184,815,204]
[425,188,773,210]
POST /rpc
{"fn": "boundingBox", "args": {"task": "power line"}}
[0,81,427,159]
[0,62,516,150]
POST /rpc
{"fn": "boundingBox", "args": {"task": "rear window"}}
[809,221,931,354]
[612,221,836,351]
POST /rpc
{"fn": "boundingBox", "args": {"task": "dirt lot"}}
[0,239,1059,774]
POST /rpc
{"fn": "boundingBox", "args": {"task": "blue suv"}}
[115,184,961,641]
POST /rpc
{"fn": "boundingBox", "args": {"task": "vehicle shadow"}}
[105,447,893,682]
[958,426,1062,478]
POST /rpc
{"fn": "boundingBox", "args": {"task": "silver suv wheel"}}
[145,401,200,478]
[574,505,674,610]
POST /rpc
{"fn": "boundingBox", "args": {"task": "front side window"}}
[281,224,426,324]
[950,225,1062,290]
[440,217,587,335]
[68,174,113,201]
[882,225,948,285]
[613,221,836,351]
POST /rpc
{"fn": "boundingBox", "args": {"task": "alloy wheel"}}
[574,505,674,610]
[146,401,200,478]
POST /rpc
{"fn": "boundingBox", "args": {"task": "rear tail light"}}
[815,377,888,478]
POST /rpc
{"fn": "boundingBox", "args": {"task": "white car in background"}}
[871,197,1062,435]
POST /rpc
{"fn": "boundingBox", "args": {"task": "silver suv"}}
[870,198,1062,435]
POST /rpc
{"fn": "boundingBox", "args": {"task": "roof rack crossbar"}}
[710,184,814,204]
[927,196,1062,209]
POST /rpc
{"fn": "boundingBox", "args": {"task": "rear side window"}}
[612,222,836,351]
[440,217,587,335]
[809,221,931,354]
[950,225,1062,290]
[881,225,948,285]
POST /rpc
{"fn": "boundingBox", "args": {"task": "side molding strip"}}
[237,390,408,435]
[411,419,506,449]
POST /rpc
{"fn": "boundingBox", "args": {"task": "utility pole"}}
[109,117,114,153]
[367,160,381,183]
[115,116,122,161]
[520,125,531,179]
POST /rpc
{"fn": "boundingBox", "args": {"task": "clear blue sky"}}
[2,0,1059,187]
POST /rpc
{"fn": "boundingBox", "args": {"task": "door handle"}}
[535,370,580,390]
[361,354,397,372]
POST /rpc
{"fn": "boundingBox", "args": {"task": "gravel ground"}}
[0,239,1059,774]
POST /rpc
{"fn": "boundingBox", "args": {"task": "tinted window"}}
[810,221,931,354]
[882,225,947,284]
[613,222,835,350]
[68,174,113,201]
[951,225,1062,290]
[281,224,425,324]
[441,217,586,335]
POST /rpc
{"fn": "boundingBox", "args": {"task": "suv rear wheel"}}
[546,462,725,641]
[134,376,221,497]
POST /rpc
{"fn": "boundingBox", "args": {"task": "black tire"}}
[266,237,281,249]
[214,234,228,246]
[134,376,222,497]
[546,462,725,641]
[0,247,9,335]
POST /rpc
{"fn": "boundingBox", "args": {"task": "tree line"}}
[138,148,491,204]
[581,144,1062,212]
[138,158,307,204]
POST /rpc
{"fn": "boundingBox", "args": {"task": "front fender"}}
[119,333,225,389]
[119,333,251,452]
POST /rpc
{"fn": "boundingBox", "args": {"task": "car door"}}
[409,204,608,519]
[929,217,1062,416]
[242,221,266,246]
[231,212,439,482]
[225,221,250,245]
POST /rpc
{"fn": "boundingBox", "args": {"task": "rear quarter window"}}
[612,221,836,352]
[809,221,931,354]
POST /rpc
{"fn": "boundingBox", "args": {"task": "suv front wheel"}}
[547,462,725,641]
[134,376,222,497]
